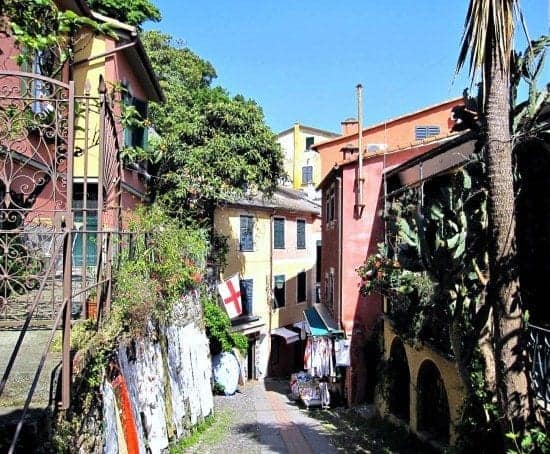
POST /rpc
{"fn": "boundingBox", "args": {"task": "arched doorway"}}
[387,337,410,422]
[417,360,450,443]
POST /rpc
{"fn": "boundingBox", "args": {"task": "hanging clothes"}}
[305,336,335,378]
[319,382,330,407]
[335,339,351,367]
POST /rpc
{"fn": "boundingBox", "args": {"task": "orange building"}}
[313,97,463,179]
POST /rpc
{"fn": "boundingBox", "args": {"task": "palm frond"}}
[456,0,518,81]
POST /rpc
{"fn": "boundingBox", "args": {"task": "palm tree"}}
[456,0,532,437]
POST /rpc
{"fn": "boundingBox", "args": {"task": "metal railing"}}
[0,69,130,451]
[528,323,550,412]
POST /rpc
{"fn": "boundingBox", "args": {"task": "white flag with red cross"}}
[217,274,242,319]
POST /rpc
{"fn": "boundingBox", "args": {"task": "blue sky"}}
[147,1,549,133]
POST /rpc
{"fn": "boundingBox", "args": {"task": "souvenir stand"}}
[289,305,347,408]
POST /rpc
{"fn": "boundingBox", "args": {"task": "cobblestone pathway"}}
[188,378,338,454]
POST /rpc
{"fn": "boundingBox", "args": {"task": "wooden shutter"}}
[297,220,306,249]
[273,217,285,249]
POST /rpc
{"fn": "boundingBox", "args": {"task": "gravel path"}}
[187,378,338,454]
[186,378,439,454]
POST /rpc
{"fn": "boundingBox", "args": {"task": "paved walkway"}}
[190,379,338,454]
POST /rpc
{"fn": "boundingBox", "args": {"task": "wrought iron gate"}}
[0,70,123,450]
[0,70,74,323]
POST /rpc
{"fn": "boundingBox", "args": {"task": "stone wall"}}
[69,296,213,453]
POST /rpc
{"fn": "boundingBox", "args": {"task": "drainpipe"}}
[336,175,344,329]
[356,84,364,218]
[268,211,275,332]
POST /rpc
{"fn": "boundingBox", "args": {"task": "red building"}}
[316,98,464,405]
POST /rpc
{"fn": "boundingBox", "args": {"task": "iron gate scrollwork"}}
[0,70,74,322]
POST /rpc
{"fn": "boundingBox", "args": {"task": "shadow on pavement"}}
[263,377,290,396]
[0,408,53,454]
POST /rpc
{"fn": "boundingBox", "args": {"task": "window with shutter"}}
[240,279,253,315]
[297,220,306,249]
[273,275,286,308]
[240,215,254,251]
[325,185,336,223]
[122,84,149,149]
[297,271,306,302]
[273,217,285,249]
[302,166,313,185]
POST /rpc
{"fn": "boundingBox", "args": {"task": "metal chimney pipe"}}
[357,84,364,215]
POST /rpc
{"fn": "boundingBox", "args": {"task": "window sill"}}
[231,315,260,326]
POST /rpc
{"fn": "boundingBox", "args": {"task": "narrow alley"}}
[185,379,436,454]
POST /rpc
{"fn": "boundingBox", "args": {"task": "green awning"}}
[304,307,329,336]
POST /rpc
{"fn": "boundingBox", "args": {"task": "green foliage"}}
[169,411,233,453]
[87,0,161,28]
[1,0,113,76]
[169,414,215,452]
[506,427,550,454]
[202,293,247,354]
[142,31,285,227]
[109,206,209,337]
[511,35,550,144]
[357,244,435,343]
[359,156,488,352]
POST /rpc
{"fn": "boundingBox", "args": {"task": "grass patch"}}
[169,410,232,453]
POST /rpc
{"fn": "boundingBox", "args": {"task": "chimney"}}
[341,117,359,135]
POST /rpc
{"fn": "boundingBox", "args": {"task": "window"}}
[325,185,335,223]
[72,183,98,267]
[273,217,285,249]
[301,166,313,185]
[296,219,306,249]
[305,136,315,150]
[415,125,440,141]
[240,215,254,251]
[123,84,148,149]
[240,279,253,315]
[273,275,286,308]
[297,271,306,302]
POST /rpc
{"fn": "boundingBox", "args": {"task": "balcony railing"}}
[528,323,550,412]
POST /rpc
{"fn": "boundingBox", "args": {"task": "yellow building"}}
[214,187,321,379]
[378,320,465,446]
[277,124,339,200]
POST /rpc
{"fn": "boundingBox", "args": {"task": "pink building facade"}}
[317,99,465,405]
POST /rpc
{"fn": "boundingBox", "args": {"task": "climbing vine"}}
[1,0,113,77]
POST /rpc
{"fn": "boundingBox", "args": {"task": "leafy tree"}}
[86,0,161,28]
[142,31,285,227]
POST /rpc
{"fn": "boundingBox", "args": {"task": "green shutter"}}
[274,217,285,249]
[297,220,306,249]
